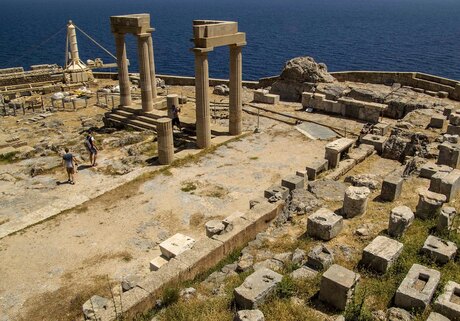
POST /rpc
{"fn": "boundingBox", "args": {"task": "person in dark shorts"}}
[62,147,78,184]
[85,130,98,166]
[171,104,182,130]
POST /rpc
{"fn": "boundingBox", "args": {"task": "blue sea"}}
[0,0,459,81]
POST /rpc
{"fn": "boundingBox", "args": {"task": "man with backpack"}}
[85,130,98,167]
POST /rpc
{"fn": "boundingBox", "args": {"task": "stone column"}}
[137,33,154,112]
[114,33,131,107]
[194,49,211,149]
[157,118,174,165]
[147,33,157,99]
[166,94,179,118]
[229,44,243,135]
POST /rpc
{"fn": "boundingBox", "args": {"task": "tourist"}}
[85,130,98,166]
[171,104,182,130]
[62,147,78,185]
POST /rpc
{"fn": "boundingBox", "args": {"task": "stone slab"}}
[361,236,403,273]
[306,159,329,180]
[426,312,450,321]
[295,122,337,140]
[149,256,168,271]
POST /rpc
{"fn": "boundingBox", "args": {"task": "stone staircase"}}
[104,106,163,131]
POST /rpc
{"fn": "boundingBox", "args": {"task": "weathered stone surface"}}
[395,264,441,311]
[234,309,265,321]
[307,244,334,271]
[290,266,318,280]
[149,256,168,271]
[325,138,355,169]
[380,174,404,202]
[433,281,460,321]
[279,56,335,84]
[361,236,403,273]
[205,220,225,237]
[319,264,360,311]
[253,259,284,272]
[281,175,305,192]
[234,268,283,309]
[342,186,371,218]
[426,312,450,321]
[438,169,460,202]
[307,208,343,241]
[264,185,289,201]
[291,248,307,265]
[386,307,413,321]
[437,206,457,232]
[289,189,322,215]
[159,233,196,259]
[237,253,254,272]
[421,235,457,264]
[388,206,414,238]
[415,189,446,220]
[308,180,347,202]
[437,142,460,169]
[82,295,110,320]
[345,173,379,190]
[347,144,375,164]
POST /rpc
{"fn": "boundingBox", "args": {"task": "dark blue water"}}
[0,0,459,81]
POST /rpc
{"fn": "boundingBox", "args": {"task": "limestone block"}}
[342,186,371,218]
[430,114,447,128]
[222,211,245,229]
[439,169,460,202]
[420,162,452,179]
[307,208,343,241]
[253,89,280,104]
[149,256,168,271]
[306,159,328,180]
[449,112,460,126]
[281,175,305,192]
[380,174,404,202]
[373,122,390,136]
[233,268,283,309]
[395,264,441,311]
[205,220,225,237]
[290,266,318,280]
[430,171,450,194]
[325,138,355,169]
[361,236,403,273]
[264,185,289,200]
[319,264,360,311]
[415,189,446,220]
[447,124,460,136]
[388,206,414,238]
[159,233,196,259]
[437,206,457,232]
[433,281,460,320]
[347,144,375,165]
[444,134,459,144]
[437,142,460,169]
[301,92,314,107]
[234,309,265,321]
[360,134,387,154]
[444,107,454,117]
[421,235,457,264]
[426,312,450,321]
[307,244,334,270]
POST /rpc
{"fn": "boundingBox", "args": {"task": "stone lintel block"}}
[264,185,289,200]
[395,263,441,311]
[159,233,196,259]
[420,162,452,179]
[426,312,450,321]
[434,281,460,321]
[281,175,305,192]
[437,206,457,232]
[361,236,403,273]
[307,208,343,241]
[319,264,360,311]
[149,256,168,271]
[233,268,283,309]
[421,235,457,264]
[306,159,328,180]
[342,186,371,218]
[415,189,447,220]
[360,134,388,154]
[388,206,414,238]
[380,174,404,202]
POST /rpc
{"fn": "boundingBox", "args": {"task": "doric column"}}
[194,48,211,149]
[114,33,131,107]
[147,33,157,99]
[156,118,174,165]
[137,33,154,112]
[229,44,243,135]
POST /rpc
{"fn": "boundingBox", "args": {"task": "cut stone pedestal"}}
[437,206,457,232]
[380,174,404,202]
[307,244,334,270]
[233,268,282,309]
[281,175,305,192]
[319,264,360,311]
[307,208,343,241]
[325,138,355,169]
[420,162,452,179]
[437,142,460,169]
[264,185,289,200]
[430,114,447,128]
[434,281,460,320]
[415,189,446,220]
[426,312,450,321]
[395,263,441,311]
[306,159,328,180]
[360,134,387,154]
[342,186,371,218]
[361,236,403,273]
[421,235,457,264]
[388,206,414,238]
[159,233,196,259]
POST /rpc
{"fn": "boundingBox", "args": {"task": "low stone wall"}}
[302,92,386,123]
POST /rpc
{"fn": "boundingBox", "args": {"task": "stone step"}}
[105,113,157,132]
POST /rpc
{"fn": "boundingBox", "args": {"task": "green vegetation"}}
[0,151,18,164]
[181,181,197,192]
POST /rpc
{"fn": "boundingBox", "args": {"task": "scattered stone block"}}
[434,281,460,321]
[438,169,460,202]
[264,185,289,200]
[325,138,355,169]
[253,259,283,272]
[386,307,413,321]
[429,171,450,193]
[159,233,196,259]
[319,264,360,311]
[296,169,308,183]
[121,274,140,292]
[281,175,305,192]
[82,295,110,320]
[234,268,283,309]
[415,189,446,220]
[443,134,459,144]
[346,173,379,190]
[253,89,280,104]
[290,266,318,280]
[205,220,225,237]
[307,208,343,241]
[430,115,447,128]
[306,159,328,180]
[437,142,460,169]
[426,312,450,321]
[443,106,454,117]
[342,186,371,218]
[437,206,457,232]
[308,180,347,202]
[421,235,457,264]
[307,244,334,271]
[447,124,460,136]
[360,134,387,154]
[347,144,375,164]
[361,236,403,273]
[438,91,449,98]
[234,309,265,321]
[223,211,245,229]
[325,159,356,181]
[395,263,441,311]
[373,122,390,136]
[380,174,404,202]
[449,111,460,126]
[388,206,414,238]
[149,256,168,271]
[420,162,452,179]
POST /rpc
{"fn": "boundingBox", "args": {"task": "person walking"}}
[171,104,182,130]
[85,130,98,166]
[62,147,78,184]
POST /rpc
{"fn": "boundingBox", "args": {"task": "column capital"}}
[147,27,156,34]
[230,42,247,49]
[191,47,213,55]
[137,33,151,40]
